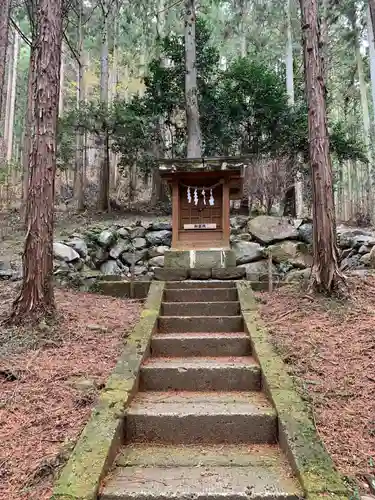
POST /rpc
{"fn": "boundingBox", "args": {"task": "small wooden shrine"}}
[159,157,243,251]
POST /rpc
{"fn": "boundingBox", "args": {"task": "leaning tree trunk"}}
[7,0,63,324]
[299,0,345,295]
[184,0,202,158]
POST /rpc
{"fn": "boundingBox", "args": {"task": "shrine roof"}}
[158,156,246,175]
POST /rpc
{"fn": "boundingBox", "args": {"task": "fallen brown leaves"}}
[0,282,141,500]
[256,277,375,493]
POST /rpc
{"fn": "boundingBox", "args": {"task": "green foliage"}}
[57,17,367,184]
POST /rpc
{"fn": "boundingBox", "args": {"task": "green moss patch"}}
[237,282,349,499]
[51,281,165,500]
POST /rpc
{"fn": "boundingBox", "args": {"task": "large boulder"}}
[247,216,299,244]
[232,241,263,265]
[121,249,148,266]
[132,237,147,250]
[340,254,362,271]
[99,260,124,275]
[91,247,109,267]
[53,242,80,262]
[368,245,375,268]
[337,227,375,249]
[97,230,116,248]
[297,223,313,244]
[109,240,130,259]
[66,238,88,258]
[117,227,129,239]
[267,241,313,269]
[129,226,146,239]
[149,256,165,267]
[146,230,172,247]
[238,260,277,280]
[151,221,172,231]
[149,245,169,258]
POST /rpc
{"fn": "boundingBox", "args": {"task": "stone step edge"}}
[101,465,303,499]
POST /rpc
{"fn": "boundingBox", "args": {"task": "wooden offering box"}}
[159,158,243,251]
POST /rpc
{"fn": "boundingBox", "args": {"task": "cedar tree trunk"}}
[7,0,63,324]
[184,0,202,158]
[299,0,345,294]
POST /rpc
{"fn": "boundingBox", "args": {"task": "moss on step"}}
[236,282,349,499]
[51,281,165,500]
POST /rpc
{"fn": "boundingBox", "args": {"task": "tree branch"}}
[10,18,32,46]
[63,31,81,66]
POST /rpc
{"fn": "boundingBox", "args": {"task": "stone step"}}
[158,316,243,333]
[164,288,238,303]
[140,356,260,391]
[166,280,236,289]
[151,332,251,357]
[162,301,240,316]
[101,467,301,500]
[125,391,277,444]
[101,444,302,500]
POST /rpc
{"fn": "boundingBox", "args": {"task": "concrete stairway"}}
[101,281,303,499]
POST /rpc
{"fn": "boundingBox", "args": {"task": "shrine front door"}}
[177,183,225,249]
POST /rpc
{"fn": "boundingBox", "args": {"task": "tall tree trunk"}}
[4,31,13,156]
[6,29,19,163]
[369,0,375,44]
[22,47,35,208]
[367,3,375,132]
[99,7,110,210]
[286,0,303,218]
[238,0,247,57]
[7,0,63,324]
[151,0,169,206]
[74,3,85,211]
[184,0,202,158]
[350,8,373,213]
[299,0,345,294]
[0,0,11,120]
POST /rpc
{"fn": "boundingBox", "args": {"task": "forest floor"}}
[0,281,141,500]
[256,277,375,496]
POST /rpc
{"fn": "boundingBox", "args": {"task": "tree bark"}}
[22,47,36,209]
[99,5,110,211]
[367,3,375,137]
[6,29,19,163]
[299,0,345,294]
[184,0,202,158]
[369,0,375,44]
[0,0,11,120]
[7,0,63,324]
[150,0,169,206]
[74,2,85,211]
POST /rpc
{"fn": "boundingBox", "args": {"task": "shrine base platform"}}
[164,249,236,270]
